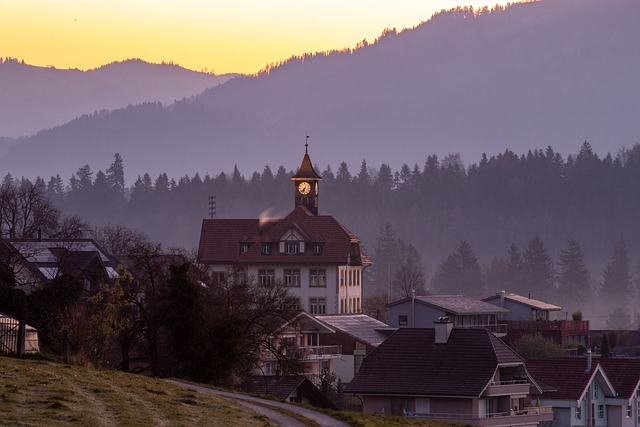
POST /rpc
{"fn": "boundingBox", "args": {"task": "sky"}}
[2,0,509,75]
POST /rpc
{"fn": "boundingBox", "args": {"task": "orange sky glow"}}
[1,1,510,75]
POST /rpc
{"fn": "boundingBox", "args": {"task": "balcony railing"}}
[454,323,508,336]
[506,320,589,334]
[300,345,342,359]
[410,406,554,426]
[484,379,530,396]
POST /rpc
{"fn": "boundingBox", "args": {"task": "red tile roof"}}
[346,328,524,397]
[597,358,640,399]
[197,206,370,265]
[526,358,603,400]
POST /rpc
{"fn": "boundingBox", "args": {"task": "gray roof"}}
[314,314,396,347]
[483,292,562,311]
[388,294,510,315]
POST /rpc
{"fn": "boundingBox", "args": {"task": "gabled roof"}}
[526,359,616,401]
[346,328,523,397]
[314,314,396,347]
[1,238,119,284]
[388,294,509,315]
[197,206,371,266]
[244,375,337,409]
[483,292,562,311]
[597,358,640,400]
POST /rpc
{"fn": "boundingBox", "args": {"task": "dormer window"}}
[285,242,299,254]
[240,243,249,254]
[313,243,323,255]
[261,244,271,255]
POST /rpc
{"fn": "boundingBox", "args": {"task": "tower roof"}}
[292,142,322,180]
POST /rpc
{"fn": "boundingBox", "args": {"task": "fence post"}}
[17,320,26,356]
[62,329,69,363]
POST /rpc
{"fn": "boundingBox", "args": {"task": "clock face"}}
[298,182,311,195]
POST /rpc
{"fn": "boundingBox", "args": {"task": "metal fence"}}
[0,314,40,355]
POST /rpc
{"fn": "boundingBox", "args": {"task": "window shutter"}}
[279,241,285,253]
[300,242,305,252]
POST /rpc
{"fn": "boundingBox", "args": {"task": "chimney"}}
[586,348,592,372]
[500,290,506,308]
[435,317,453,344]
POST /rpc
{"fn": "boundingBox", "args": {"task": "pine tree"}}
[106,153,125,196]
[367,223,400,298]
[557,239,590,308]
[523,236,555,302]
[600,237,632,310]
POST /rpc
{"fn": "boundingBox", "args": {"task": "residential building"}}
[314,314,396,382]
[527,356,617,427]
[0,238,120,294]
[483,291,589,347]
[528,357,640,427]
[242,375,337,409]
[346,319,553,426]
[197,145,371,314]
[387,294,508,336]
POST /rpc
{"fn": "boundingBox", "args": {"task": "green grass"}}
[0,355,274,426]
[0,355,465,427]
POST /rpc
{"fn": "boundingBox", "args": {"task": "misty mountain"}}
[0,58,236,138]
[2,0,639,182]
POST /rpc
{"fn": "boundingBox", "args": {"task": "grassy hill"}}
[0,355,272,426]
[0,355,462,427]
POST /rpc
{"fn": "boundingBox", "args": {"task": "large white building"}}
[197,144,371,314]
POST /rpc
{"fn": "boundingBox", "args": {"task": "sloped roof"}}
[2,239,119,283]
[244,375,336,409]
[314,314,396,347]
[197,206,370,265]
[526,359,615,401]
[291,144,322,180]
[483,292,561,311]
[388,294,509,315]
[597,358,640,399]
[346,328,523,397]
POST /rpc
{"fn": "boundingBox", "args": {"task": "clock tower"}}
[292,140,322,215]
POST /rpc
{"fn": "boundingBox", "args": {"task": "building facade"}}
[197,145,371,314]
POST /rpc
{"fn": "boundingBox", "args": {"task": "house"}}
[197,144,371,314]
[242,375,337,409]
[387,294,508,336]
[483,291,589,347]
[261,311,344,382]
[314,314,396,382]
[346,319,553,426]
[0,238,120,294]
[526,356,617,427]
[597,358,640,427]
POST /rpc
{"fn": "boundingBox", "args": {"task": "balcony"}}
[300,345,342,359]
[484,379,530,397]
[455,323,508,337]
[412,405,554,426]
[506,320,589,335]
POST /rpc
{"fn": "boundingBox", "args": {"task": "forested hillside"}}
[3,143,640,327]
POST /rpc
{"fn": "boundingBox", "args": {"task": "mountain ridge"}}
[2,0,639,182]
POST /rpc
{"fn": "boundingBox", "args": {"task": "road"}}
[166,379,351,427]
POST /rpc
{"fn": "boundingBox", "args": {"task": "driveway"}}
[166,379,350,427]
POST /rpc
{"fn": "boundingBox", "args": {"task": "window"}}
[594,384,598,399]
[627,405,632,418]
[636,387,640,398]
[235,269,246,285]
[309,297,326,314]
[313,243,323,255]
[261,244,271,255]
[258,269,275,285]
[240,243,249,254]
[285,242,299,254]
[265,361,278,376]
[598,404,603,418]
[310,269,326,287]
[415,398,430,414]
[284,269,301,287]
[398,315,408,326]
[637,401,640,422]
[306,334,318,346]
[575,406,581,420]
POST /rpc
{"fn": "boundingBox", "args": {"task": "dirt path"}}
[166,379,350,427]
